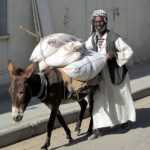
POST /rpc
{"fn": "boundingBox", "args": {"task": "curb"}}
[0,105,89,148]
[132,88,150,100]
[0,87,150,148]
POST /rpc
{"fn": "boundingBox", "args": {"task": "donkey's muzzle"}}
[12,114,23,122]
[12,107,23,122]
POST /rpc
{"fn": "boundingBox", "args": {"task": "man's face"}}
[93,16,105,30]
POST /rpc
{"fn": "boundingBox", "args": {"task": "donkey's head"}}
[7,60,36,122]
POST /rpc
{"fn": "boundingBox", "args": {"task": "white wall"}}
[85,0,150,64]
[48,0,150,64]
[0,0,37,85]
[0,38,9,84]
[0,0,150,86]
[7,0,37,67]
[128,0,150,63]
[48,0,87,41]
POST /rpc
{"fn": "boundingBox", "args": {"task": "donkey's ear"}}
[24,62,37,78]
[7,60,15,78]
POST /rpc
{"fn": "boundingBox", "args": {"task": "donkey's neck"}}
[27,74,41,97]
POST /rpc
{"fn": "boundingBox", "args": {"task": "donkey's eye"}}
[9,86,13,93]
[24,82,29,87]
[9,87,11,92]
[19,91,24,95]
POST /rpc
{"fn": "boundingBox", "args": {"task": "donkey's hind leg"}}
[75,99,88,135]
[57,110,73,143]
[87,91,94,134]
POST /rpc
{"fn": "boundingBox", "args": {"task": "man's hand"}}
[106,52,116,60]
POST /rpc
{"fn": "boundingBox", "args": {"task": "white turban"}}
[92,10,107,19]
[91,9,108,33]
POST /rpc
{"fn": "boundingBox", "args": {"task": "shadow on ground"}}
[49,107,150,150]
[129,61,150,80]
[97,108,150,135]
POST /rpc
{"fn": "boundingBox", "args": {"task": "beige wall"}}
[48,0,150,64]
[7,0,37,66]
[0,0,150,85]
[0,0,37,85]
[128,0,150,63]
[0,37,9,84]
[48,0,87,41]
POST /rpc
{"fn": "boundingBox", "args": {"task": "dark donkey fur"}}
[8,60,95,149]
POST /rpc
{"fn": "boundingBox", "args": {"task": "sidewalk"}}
[0,61,150,148]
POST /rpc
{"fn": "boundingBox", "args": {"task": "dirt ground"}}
[1,96,150,150]
[1,117,91,150]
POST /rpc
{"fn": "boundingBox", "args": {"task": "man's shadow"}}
[100,108,150,135]
[50,108,150,150]
[131,108,150,129]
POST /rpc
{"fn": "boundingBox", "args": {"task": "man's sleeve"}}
[115,37,133,67]
[84,36,94,49]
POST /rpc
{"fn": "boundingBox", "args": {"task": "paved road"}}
[0,61,149,148]
[1,96,150,150]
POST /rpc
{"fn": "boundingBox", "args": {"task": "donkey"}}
[7,60,96,149]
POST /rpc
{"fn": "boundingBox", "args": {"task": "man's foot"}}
[121,122,130,129]
[88,131,103,140]
[86,131,93,137]
[117,122,130,133]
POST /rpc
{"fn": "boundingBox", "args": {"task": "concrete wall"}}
[48,0,150,64]
[48,0,87,40]
[7,0,37,66]
[82,0,150,64]
[0,0,37,86]
[0,0,150,87]
[128,0,150,63]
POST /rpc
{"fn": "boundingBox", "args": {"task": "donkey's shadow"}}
[50,134,88,150]
[50,108,150,150]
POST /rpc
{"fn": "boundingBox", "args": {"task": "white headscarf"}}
[91,9,108,34]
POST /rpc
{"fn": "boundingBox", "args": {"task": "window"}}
[0,0,8,36]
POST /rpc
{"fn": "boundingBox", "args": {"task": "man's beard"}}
[95,25,107,34]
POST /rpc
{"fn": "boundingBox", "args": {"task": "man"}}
[84,9,136,140]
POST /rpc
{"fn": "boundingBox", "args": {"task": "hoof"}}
[74,127,80,132]
[69,137,73,143]
[75,128,81,136]
[40,146,48,150]
[76,130,81,136]
[41,142,50,150]
[88,131,103,140]
[66,135,69,139]
[86,131,93,137]
[66,135,73,139]
[66,135,73,143]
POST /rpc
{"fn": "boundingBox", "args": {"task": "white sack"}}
[39,41,83,70]
[62,49,107,81]
[39,51,81,71]
[30,33,81,62]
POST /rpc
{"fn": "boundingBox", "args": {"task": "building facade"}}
[0,0,150,96]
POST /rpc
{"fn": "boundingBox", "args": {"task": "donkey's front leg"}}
[75,99,88,135]
[57,110,73,143]
[87,90,94,134]
[41,106,58,149]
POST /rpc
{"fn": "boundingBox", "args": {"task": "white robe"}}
[85,33,136,129]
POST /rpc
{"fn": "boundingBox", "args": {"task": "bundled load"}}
[39,41,83,70]
[30,33,82,63]
[62,49,106,81]
[30,33,106,81]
